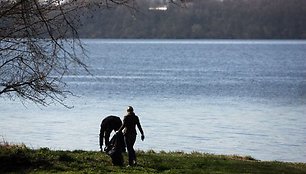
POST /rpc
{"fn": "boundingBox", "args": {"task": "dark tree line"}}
[78,0,306,39]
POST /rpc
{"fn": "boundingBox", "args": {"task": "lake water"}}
[1,39,306,162]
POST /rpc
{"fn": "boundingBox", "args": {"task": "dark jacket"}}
[120,112,144,136]
[99,116,122,148]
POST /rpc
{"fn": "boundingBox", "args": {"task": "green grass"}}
[1,143,306,174]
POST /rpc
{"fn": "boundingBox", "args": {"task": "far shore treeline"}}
[77,0,306,39]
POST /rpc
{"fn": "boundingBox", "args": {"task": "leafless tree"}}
[0,0,133,107]
[0,0,183,107]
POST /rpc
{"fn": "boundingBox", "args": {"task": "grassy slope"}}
[1,144,306,174]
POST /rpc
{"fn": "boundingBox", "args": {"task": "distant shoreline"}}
[78,37,306,40]
[77,0,306,40]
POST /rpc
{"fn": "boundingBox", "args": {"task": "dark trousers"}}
[124,134,137,165]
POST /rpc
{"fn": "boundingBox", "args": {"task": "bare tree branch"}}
[0,0,88,107]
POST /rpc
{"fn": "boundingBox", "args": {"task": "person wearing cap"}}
[117,106,145,166]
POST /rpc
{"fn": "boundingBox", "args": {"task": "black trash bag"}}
[104,132,126,166]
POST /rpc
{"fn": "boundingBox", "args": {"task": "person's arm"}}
[136,118,145,141]
[117,116,126,133]
[104,130,111,147]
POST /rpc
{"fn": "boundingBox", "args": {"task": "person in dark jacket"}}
[99,115,122,151]
[117,106,145,166]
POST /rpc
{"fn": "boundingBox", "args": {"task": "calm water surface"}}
[1,39,306,162]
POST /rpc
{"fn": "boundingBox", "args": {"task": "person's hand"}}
[141,135,145,141]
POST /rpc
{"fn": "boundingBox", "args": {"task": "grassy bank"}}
[1,143,306,174]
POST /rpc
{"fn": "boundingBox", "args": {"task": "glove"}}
[141,135,145,141]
